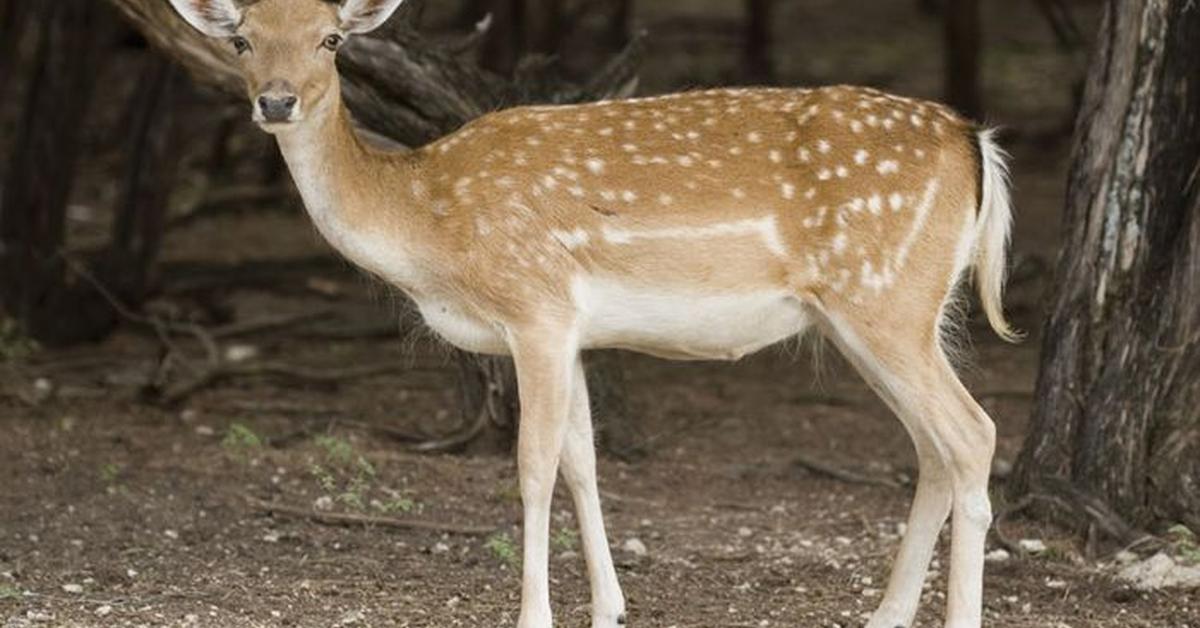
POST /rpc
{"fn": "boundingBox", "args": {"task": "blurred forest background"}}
[0,0,1197,626]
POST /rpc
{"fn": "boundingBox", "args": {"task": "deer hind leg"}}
[510,323,580,628]
[559,359,626,628]
[821,312,994,628]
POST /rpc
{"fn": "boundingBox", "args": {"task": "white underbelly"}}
[417,298,509,355]
[415,280,812,361]
[575,278,811,360]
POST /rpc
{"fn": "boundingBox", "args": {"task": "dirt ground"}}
[3,1,1198,627]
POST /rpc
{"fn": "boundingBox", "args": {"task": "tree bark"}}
[0,0,111,345]
[1011,0,1200,534]
[106,56,185,300]
[105,0,643,454]
[943,0,982,119]
[743,0,775,85]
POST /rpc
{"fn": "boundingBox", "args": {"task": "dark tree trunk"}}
[586,351,645,460]
[743,0,774,85]
[0,0,34,85]
[524,0,563,57]
[0,0,110,345]
[106,56,184,301]
[603,0,633,51]
[480,0,523,76]
[1011,0,1200,535]
[943,0,982,119]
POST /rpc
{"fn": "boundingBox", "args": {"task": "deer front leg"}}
[511,323,579,628]
[560,359,626,627]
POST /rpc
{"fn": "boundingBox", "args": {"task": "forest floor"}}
[2,0,1199,627]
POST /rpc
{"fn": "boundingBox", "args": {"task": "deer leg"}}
[560,359,626,628]
[823,315,992,628]
[866,436,952,628]
[511,325,579,628]
[932,357,995,628]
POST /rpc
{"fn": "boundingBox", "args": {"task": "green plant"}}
[0,318,38,362]
[99,463,122,486]
[308,435,380,512]
[551,527,578,552]
[492,480,521,504]
[222,423,262,459]
[0,584,20,600]
[310,464,337,492]
[1167,524,1200,564]
[314,435,355,466]
[485,532,519,567]
[375,496,416,514]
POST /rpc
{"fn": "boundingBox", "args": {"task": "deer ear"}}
[339,0,406,34]
[167,0,242,38]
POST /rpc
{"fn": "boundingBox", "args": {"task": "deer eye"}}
[231,36,251,55]
[321,34,344,51]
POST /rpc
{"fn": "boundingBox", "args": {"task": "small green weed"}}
[485,532,519,567]
[222,423,262,460]
[308,435,393,513]
[0,584,20,600]
[374,495,416,514]
[99,463,122,485]
[551,527,578,552]
[492,480,521,504]
[0,318,38,363]
[314,436,355,466]
[1167,524,1200,564]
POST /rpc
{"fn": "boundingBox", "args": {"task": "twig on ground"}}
[161,361,408,405]
[407,392,493,453]
[245,496,495,536]
[991,494,1034,556]
[793,452,901,489]
[339,419,428,444]
[210,308,336,340]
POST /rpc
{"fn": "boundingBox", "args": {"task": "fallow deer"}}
[166,1,1017,626]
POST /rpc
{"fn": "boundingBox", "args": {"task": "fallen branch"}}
[990,495,1034,556]
[793,452,901,489]
[246,496,495,536]
[161,361,408,406]
[209,308,336,340]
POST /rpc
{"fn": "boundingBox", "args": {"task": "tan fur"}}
[167,1,1017,626]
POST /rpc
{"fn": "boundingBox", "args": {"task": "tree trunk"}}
[0,0,111,345]
[743,0,774,85]
[1011,0,1200,535]
[603,0,633,51]
[943,0,982,119]
[106,56,184,301]
[106,0,643,454]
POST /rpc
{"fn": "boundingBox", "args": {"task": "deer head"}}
[167,0,405,131]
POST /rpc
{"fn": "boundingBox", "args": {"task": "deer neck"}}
[272,89,436,292]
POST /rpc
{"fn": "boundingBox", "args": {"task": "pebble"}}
[224,344,259,363]
[622,538,647,557]
[61,584,82,594]
[1118,552,1200,590]
[1018,539,1047,553]
[95,605,112,617]
[985,548,1011,563]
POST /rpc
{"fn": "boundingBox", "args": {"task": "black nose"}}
[257,95,298,122]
